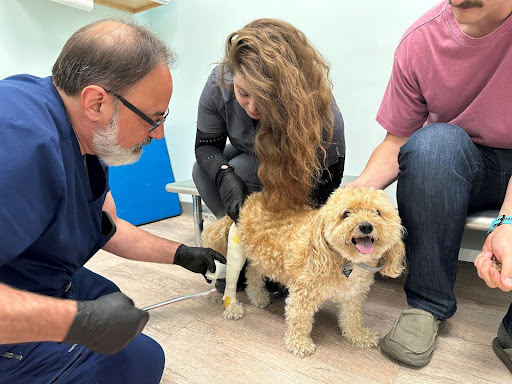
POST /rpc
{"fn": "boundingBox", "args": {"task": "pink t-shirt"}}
[377,0,512,148]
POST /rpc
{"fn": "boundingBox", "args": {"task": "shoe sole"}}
[379,339,433,368]
[492,337,512,373]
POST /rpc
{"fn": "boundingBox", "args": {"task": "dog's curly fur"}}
[202,186,406,357]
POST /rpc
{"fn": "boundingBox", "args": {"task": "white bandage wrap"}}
[223,222,247,303]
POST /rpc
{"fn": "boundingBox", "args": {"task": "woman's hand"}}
[215,166,248,222]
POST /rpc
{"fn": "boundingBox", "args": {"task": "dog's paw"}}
[343,327,379,348]
[246,286,270,308]
[223,300,245,320]
[285,335,316,358]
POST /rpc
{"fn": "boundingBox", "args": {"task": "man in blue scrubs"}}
[0,19,225,383]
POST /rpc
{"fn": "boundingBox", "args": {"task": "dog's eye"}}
[375,210,381,216]
[342,210,351,219]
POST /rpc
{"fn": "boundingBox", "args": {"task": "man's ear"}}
[81,85,111,123]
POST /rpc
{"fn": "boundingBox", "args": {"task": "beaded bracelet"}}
[487,215,512,234]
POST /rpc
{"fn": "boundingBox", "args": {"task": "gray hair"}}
[52,18,175,96]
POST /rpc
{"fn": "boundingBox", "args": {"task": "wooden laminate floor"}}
[85,214,512,384]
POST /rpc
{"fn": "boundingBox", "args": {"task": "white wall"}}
[0,1,147,78]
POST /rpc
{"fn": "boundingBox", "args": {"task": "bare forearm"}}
[0,283,76,344]
[352,133,408,189]
[101,191,181,263]
[102,218,181,264]
[100,193,225,276]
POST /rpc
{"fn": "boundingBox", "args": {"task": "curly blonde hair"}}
[221,18,335,210]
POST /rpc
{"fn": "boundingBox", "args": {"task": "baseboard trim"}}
[180,201,193,216]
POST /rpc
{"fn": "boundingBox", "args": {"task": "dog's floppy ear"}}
[379,237,406,278]
[306,213,336,276]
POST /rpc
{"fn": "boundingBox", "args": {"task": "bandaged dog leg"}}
[223,222,247,320]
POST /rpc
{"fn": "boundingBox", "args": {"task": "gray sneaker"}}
[380,308,444,367]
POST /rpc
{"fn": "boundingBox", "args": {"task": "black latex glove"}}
[63,292,148,355]
[173,244,227,275]
[215,166,248,222]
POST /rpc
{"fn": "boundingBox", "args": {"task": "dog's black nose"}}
[359,222,373,234]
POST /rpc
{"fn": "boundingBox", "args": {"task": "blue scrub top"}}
[0,75,111,297]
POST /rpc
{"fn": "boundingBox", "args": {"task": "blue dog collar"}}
[488,215,512,234]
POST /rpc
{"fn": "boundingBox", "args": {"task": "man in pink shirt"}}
[347,0,512,370]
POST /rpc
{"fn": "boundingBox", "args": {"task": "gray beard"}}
[93,110,152,166]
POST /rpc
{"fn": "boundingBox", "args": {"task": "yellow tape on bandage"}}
[224,297,230,308]
[234,234,238,243]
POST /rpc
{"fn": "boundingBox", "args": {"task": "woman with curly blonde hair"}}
[193,18,345,222]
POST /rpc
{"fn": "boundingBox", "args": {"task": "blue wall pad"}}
[108,138,181,225]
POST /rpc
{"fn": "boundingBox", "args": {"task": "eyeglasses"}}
[105,89,169,132]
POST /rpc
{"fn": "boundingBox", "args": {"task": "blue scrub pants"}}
[0,268,165,384]
[397,123,512,332]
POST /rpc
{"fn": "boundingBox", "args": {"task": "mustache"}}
[449,0,484,9]
[132,136,153,151]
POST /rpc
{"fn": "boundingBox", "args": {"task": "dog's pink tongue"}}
[355,238,374,254]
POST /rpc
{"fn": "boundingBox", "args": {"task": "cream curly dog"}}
[202,186,406,357]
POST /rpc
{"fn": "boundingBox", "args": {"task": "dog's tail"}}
[201,216,233,256]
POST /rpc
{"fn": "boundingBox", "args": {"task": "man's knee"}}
[402,123,470,158]
[67,335,165,384]
[138,336,165,382]
[399,123,475,174]
[102,335,165,383]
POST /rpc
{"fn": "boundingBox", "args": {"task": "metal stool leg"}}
[192,195,203,246]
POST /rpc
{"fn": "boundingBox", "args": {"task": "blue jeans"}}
[0,268,165,384]
[397,123,512,331]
